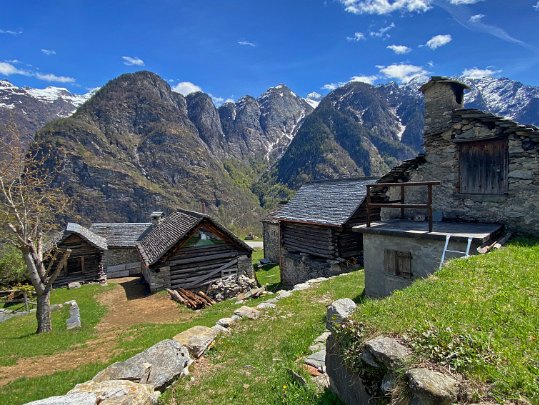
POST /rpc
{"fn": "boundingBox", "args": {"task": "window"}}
[459,139,508,195]
[385,250,412,278]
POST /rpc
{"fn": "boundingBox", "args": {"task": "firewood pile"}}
[166,288,216,309]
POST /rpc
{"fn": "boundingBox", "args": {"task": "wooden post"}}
[400,184,405,219]
[366,186,371,227]
[428,184,433,232]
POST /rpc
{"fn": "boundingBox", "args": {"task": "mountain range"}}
[1,72,538,231]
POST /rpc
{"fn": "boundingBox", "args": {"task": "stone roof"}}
[89,223,152,248]
[452,109,539,137]
[419,76,470,93]
[137,209,252,266]
[61,223,108,250]
[273,178,378,227]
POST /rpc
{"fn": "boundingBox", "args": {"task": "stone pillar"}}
[237,255,254,278]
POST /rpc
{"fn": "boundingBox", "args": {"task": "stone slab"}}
[173,326,218,358]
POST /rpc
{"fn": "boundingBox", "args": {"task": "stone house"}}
[53,223,107,287]
[137,209,253,292]
[273,178,377,287]
[355,76,538,297]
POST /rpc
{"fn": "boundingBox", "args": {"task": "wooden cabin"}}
[137,210,253,292]
[273,178,377,286]
[53,223,107,287]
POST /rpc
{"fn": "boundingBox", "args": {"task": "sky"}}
[1,0,538,104]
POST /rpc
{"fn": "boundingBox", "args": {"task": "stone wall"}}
[144,266,171,293]
[103,248,142,277]
[382,113,539,237]
[262,221,280,263]
[237,254,254,278]
[281,249,352,287]
[362,233,477,298]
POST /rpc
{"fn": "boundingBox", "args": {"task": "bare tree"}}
[0,123,72,333]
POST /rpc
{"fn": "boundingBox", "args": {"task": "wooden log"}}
[477,232,512,254]
[197,291,216,305]
[167,251,238,266]
[176,289,198,309]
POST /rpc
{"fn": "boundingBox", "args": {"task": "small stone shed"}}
[53,223,107,287]
[355,76,538,297]
[89,222,152,278]
[137,210,253,292]
[273,178,377,287]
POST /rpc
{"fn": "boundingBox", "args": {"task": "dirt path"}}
[0,278,191,386]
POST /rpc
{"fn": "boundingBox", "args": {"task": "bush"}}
[0,245,27,289]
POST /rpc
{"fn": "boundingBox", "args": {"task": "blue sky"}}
[1,0,538,103]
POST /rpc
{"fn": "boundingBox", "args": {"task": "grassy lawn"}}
[252,248,281,290]
[342,237,539,403]
[161,271,364,405]
[0,284,111,367]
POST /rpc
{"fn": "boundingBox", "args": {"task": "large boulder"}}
[69,380,159,405]
[326,298,356,331]
[93,339,191,391]
[173,326,219,358]
[406,368,459,405]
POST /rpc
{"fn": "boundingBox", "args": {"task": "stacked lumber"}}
[166,288,216,310]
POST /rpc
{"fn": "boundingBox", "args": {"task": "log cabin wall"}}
[281,222,338,259]
[54,234,103,287]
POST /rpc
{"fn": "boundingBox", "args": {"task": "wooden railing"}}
[366,181,441,232]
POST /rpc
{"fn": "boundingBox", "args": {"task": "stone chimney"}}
[150,211,164,226]
[419,76,469,137]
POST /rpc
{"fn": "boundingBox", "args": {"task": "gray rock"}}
[93,339,190,391]
[304,349,326,370]
[67,281,81,289]
[211,324,231,335]
[314,331,331,343]
[292,283,311,291]
[173,326,218,358]
[216,317,236,328]
[326,298,356,331]
[309,342,325,353]
[264,298,279,304]
[381,372,398,394]
[66,301,81,330]
[69,380,159,404]
[256,302,276,310]
[25,393,97,405]
[276,290,292,299]
[363,336,411,368]
[406,368,459,405]
[233,306,261,320]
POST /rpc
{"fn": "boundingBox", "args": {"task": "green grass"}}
[342,237,539,403]
[0,284,111,367]
[161,271,364,405]
[252,248,281,291]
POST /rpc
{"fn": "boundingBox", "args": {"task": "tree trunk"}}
[36,289,52,333]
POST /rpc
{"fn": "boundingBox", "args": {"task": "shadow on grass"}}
[317,388,344,404]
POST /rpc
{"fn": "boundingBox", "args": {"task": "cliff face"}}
[34,71,263,231]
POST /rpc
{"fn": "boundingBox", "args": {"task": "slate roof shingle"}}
[137,209,252,266]
[62,223,108,250]
[273,178,378,227]
[89,223,152,248]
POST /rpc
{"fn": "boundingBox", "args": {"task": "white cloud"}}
[34,72,75,83]
[450,0,483,4]
[172,81,203,95]
[462,67,501,79]
[346,32,366,41]
[534,1,539,10]
[0,61,75,83]
[238,40,256,47]
[306,92,322,100]
[0,29,22,35]
[370,22,395,39]
[350,75,378,84]
[427,60,434,67]
[469,14,485,23]
[41,49,56,56]
[387,44,411,54]
[378,63,429,83]
[425,34,452,49]
[322,74,377,91]
[122,56,145,66]
[339,0,430,14]
[0,62,29,76]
